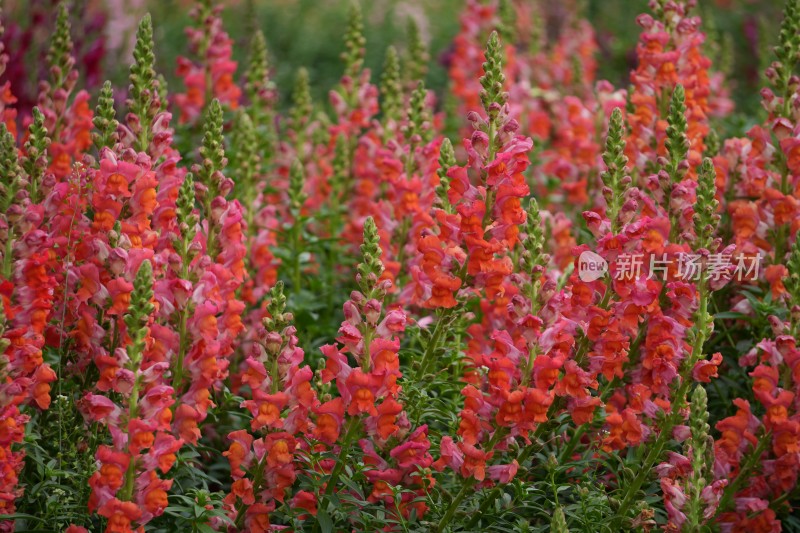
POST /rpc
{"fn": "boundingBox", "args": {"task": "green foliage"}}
[14,393,100,530]
[3,1,796,531]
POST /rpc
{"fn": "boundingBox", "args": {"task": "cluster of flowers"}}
[0,0,797,531]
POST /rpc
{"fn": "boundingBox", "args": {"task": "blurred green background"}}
[1,0,785,120]
[151,0,779,113]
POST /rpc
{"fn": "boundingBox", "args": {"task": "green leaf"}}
[317,509,334,533]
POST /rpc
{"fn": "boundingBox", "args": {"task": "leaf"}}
[317,509,334,533]
[713,311,749,320]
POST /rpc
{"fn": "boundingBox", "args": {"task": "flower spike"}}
[128,13,159,150]
[342,2,366,81]
[93,81,118,151]
[479,31,507,122]
[21,108,50,204]
[357,216,385,297]
[600,108,629,232]
[47,3,75,91]
[693,158,719,251]
[380,46,402,126]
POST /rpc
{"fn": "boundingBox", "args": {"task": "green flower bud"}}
[342,2,366,80]
[357,216,385,296]
[176,173,198,253]
[245,30,277,160]
[380,46,403,127]
[404,81,431,144]
[288,159,307,213]
[264,281,290,332]
[128,14,159,151]
[772,0,800,115]
[0,124,22,213]
[93,81,119,151]
[786,235,800,308]
[480,31,507,122]
[22,108,50,204]
[522,198,546,275]
[435,138,456,212]
[600,108,629,232]
[693,158,719,251]
[550,505,569,533]
[665,84,689,183]
[47,3,75,91]
[199,99,227,195]
[230,109,259,211]
[246,30,271,104]
[123,260,155,367]
[403,18,428,85]
[289,67,313,137]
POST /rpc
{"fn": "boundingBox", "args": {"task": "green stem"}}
[612,278,710,527]
[234,453,268,529]
[464,424,548,530]
[172,258,192,412]
[466,278,616,528]
[205,196,219,261]
[437,428,508,533]
[172,308,189,394]
[415,308,453,380]
[291,213,303,290]
[715,431,771,516]
[2,230,14,279]
[436,478,475,533]
[120,376,141,502]
[324,417,360,496]
[390,217,412,296]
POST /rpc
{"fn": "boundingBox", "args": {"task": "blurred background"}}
[0,0,784,121]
